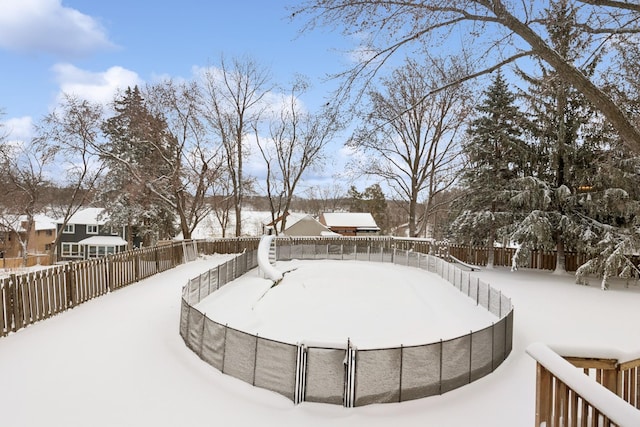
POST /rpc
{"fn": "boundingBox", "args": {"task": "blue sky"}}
[0,0,354,141]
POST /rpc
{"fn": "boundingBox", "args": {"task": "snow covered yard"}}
[0,255,639,426]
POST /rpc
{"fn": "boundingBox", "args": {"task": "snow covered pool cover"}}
[195,259,498,349]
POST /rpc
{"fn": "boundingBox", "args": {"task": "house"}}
[281,214,338,237]
[0,214,57,259]
[262,212,340,237]
[318,212,381,236]
[56,208,129,261]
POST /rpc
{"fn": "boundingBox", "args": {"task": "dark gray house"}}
[56,208,128,261]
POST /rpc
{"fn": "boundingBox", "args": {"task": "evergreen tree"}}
[451,70,529,267]
[510,0,597,272]
[100,86,177,246]
[347,184,388,233]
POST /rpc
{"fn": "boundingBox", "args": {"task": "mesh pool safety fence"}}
[179,241,514,407]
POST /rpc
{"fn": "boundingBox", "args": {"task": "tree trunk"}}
[487,223,496,269]
[408,197,417,237]
[554,237,567,274]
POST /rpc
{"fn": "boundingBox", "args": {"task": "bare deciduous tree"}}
[0,138,56,266]
[38,94,106,261]
[145,80,225,240]
[201,56,272,236]
[256,78,342,234]
[348,58,471,237]
[293,0,640,152]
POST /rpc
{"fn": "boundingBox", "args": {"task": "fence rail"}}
[0,238,262,338]
[527,343,640,427]
[0,235,588,340]
[179,239,514,407]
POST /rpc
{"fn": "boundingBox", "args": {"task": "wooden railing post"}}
[65,263,76,308]
[535,362,552,426]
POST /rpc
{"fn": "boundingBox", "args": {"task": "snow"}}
[196,259,496,349]
[526,343,640,426]
[0,257,639,426]
[321,212,379,228]
[60,207,108,225]
[77,235,128,246]
[257,235,283,281]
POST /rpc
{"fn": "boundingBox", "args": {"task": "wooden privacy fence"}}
[0,254,52,270]
[0,235,591,340]
[0,238,261,338]
[448,245,591,272]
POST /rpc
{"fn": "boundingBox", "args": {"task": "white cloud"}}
[2,116,34,142]
[0,0,114,57]
[52,63,141,106]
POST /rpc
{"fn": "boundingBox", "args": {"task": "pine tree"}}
[510,0,597,272]
[100,86,177,246]
[451,70,529,267]
[510,1,640,286]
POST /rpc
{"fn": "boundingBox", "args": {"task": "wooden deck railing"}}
[527,343,640,427]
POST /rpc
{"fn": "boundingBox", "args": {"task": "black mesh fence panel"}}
[326,244,341,259]
[277,244,292,261]
[223,328,257,385]
[489,288,502,317]
[492,317,507,369]
[254,338,297,401]
[356,245,370,261]
[200,270,210,299]
[441,335,472,393]
[382,248,394,263]
[188,277,200,305]
[467,273,478,303]
[179,244,514,407]
[478,280,490,310]
[186,307,205,355]
[218,263,228,289]
[179,298,189,339]
[210,267,219,292]
[369,247,384,263]
[290,244,303,259]
[302,244,316,259]
[460,273,469,295]
[354,348,402,406]
[408,252,420,268]
[226,259,235,284]
[400,343,442,401]
[304,347,346,405]
[506,310,514,355]
[470,326,494,381]
[342,244,356,260]
[201,318,225,371]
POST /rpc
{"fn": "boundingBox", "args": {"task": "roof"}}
[320,212,380,230]
[77,236,128,246]
[283,215,336,237]
[32,214,58,231]
[61,208,109,226]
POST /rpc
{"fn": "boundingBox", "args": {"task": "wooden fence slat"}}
[0,279,6,336]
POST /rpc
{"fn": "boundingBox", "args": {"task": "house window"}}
[86,225,99,235]
[63,224,75,234]
[61,243,82,258]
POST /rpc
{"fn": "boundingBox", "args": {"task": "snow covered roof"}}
[61,208,109,226]
[78,236,128,246]
[321,212,380,230]
[32,214,58,231]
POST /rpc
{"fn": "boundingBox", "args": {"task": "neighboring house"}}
[0,214,57,258]
[282,214,338,237]
[262,212,339,237]
[56,208,129,261]
[319,212,381,236]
